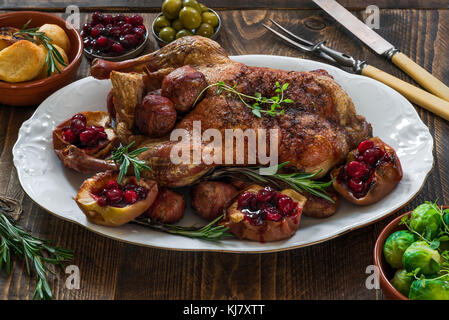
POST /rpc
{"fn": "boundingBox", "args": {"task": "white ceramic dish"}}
[12,55,434,253]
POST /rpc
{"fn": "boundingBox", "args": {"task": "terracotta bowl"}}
[0,11,83,106]
[373,206,448,300]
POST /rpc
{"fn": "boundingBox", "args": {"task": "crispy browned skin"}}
[93,36,372,187]
[302,189,340,219]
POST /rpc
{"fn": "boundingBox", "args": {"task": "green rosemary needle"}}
[108,142,151,183]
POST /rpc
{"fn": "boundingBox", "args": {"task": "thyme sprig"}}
[133,214,233,241]
[204,162,335,203]
[194,81,293,117]
[14,19,67,76]
[108,142,151,183]
[0,211,73,300]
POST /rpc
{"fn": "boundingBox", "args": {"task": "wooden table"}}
[1,0,448,300]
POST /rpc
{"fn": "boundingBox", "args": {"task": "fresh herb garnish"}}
[0,210,73,300]
[133,214,233,241]
[108,142,151,183]
[193,81,293,118]
[203,162,335,203]
[14,19,67,76]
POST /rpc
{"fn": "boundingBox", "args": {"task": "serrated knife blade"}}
[312,0,394,55]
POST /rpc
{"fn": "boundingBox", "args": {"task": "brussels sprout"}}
[383,230,416,269]
[403,241,441,275]
[444,212,449,228]
[409,278,449,300]
[409,203,442,240]
[390,269,413,296]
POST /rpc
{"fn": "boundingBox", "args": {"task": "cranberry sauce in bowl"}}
[81,12,148,61]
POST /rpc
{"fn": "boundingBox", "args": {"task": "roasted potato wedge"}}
[37,24,70,53]
[0,40,45,82]
[35,44,68,79]
[0,27,23,51]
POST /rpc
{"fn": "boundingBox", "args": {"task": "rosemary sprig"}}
[0,211,73,300]
[107,141,151,183]
[193,81,293,118]
[14,19,67,76]
[133,214,233,241]
[204,162,335,203]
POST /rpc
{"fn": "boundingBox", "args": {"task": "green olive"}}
[153,15,171,33]
[175,28,194,39]
[179,6,201,29]
[182,0,201,12]
[162,0,182,20]
[171,19,184,31]
[159,26,176,42]
[196,23,214,38]
[201,12,218,28]
[198,2,209,12]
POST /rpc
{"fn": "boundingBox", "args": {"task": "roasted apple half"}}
[222,185,307,242]
[75,171,158,227]
[53,111,119,173]
[331,137,403,205]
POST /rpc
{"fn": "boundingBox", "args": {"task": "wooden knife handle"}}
[391,52,449,102]
[362,64,449,121]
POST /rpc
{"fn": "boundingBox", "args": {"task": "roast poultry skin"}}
[91,36,372,187]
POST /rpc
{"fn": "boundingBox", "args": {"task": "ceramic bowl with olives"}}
[152,0,221,46]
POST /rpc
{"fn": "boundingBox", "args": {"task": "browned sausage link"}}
[191,181,238,221]
[145,188,185,224]
[161,65,208,113]
[302,189,340,219]
[135,94,177,137]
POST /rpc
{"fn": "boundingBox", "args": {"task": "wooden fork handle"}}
[390,52,449,102]
[362,64,449,121]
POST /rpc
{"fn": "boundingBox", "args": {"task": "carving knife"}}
[312,0,449,102]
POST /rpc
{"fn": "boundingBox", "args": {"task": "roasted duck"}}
[91,36,372,187]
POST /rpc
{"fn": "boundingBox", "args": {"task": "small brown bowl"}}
[151,9,221,47]
[373,206,448,300]
[0,11,83,106]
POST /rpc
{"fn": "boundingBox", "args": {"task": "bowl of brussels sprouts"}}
[374,202,449,300]
[152,0,221,46]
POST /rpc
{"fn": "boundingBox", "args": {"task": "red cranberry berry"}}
[277,196,295,215]
[90,26,101,38]
[135,186,147,199]
[92,11,104,24]
[264,206,282,221]
[120,23,133,35]
[256,187,276,203]
[72,113,86,123]
[129,14,143,26]
[70,118,86,135]
[133,27,145,37]
[124,190,138,204]
[137,24,146,32]
[111,42,124,54]
[348,178,365,193]
[238,192,254,209]
[358,140,374,153]
[62,128,77,144]
[79,129,97,144]
[82,23,91,33]
[97,196,108,207]
[103,14,113,25]
[123,34,138,47]
[96,36,109,47]
[363,147,385,166]
[106,188,122,203]
[107,180,120,190]
[346,161,370,179]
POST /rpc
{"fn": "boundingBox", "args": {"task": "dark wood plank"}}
[1,0,449,11]
[0,7,448,300]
